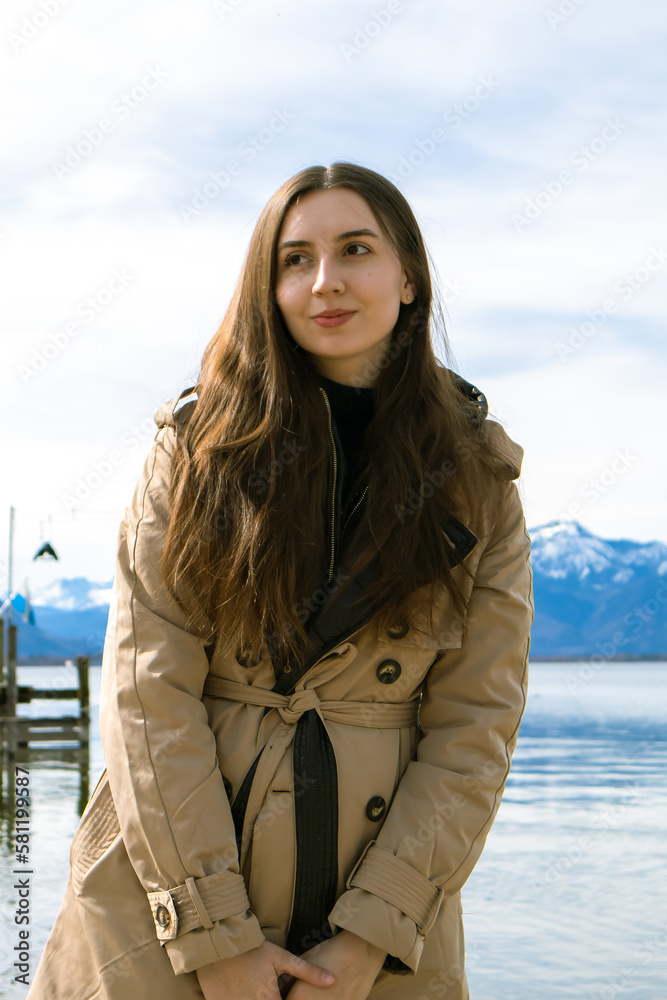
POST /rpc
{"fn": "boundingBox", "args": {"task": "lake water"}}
[1,661,666,999]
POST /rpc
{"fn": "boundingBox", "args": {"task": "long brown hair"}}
[162,163,504,667]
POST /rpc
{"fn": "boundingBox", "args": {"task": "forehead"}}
[277,187,384,243]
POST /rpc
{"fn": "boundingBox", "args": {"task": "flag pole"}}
[4,507,18,745]
[8,505,14,604]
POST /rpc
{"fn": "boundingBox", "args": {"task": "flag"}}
[3,591,36,626]
[23,581,36,626]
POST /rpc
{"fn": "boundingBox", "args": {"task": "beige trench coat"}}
[28,392,533,1000]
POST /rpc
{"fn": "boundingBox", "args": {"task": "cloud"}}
[1,0,665,582]
[479,348,667,545]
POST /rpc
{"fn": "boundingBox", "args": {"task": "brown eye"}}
[284,252,308,267]
[346,243,370,257]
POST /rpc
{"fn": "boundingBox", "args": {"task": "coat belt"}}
[202,674,420,873]
[202,674,420,727]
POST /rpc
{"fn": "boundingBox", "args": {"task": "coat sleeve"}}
[99,422,265,975]
[328,478,533,972]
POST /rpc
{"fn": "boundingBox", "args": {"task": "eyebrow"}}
[277,228,381,252]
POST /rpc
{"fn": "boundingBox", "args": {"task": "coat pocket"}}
[70,768,121,895]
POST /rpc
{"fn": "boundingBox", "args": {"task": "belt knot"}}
[277,688,320,724]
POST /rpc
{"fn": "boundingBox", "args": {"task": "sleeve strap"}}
[346,842,443,935]
[147,870,251,942]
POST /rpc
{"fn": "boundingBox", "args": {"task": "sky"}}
[1,0,666,596]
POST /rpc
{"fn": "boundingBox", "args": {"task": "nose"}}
[312,254,344,295]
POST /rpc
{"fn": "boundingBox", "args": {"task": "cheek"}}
[274,283,296,319]
[371,279,402,319]
[275,287,309,340]
[363,266,402,304]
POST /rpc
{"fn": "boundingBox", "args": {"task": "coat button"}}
[366,796,386,822]
[386,621,409,639]
[376,659,402,684]
[235,645,261,668]
[155,904,171,928]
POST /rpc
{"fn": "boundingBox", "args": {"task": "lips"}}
[312,309,357,328]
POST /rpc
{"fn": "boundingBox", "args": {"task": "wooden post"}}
[77,750,90,817]
[76,655,91,811]
[76,655,90,746]
[6,624,17,755]
[6,626,17,717]
[0,617,4,708]
[0,619,5,826]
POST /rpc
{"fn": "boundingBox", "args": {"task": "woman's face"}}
[274,187,414,386]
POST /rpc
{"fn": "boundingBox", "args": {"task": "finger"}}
[275,951,336,987]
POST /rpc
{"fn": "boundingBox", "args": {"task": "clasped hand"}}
[196,930,387,1000]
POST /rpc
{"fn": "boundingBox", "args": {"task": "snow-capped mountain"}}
[8,523,667,661]
[529,521,667,657]
[11,577,113,662]
[530,520,667,581]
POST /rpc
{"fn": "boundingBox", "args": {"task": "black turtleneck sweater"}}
[316,373,376,520]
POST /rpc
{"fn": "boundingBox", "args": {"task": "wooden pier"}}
[0,619,90,752]
[0,619,93,840]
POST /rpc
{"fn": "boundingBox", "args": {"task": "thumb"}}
[273,948,336,988]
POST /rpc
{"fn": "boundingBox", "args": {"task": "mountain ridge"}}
[8,521,667,662]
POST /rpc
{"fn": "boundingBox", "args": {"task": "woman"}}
[29,163,533,1000]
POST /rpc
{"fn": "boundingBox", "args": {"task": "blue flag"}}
[8,592,36,626]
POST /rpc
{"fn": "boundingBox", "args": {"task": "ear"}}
[400,271,416,304]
